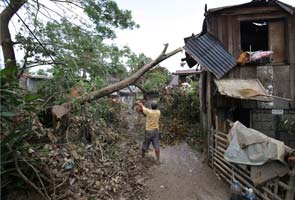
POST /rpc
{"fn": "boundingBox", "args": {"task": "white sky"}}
[1,0,295,72]
[114,0,295,72]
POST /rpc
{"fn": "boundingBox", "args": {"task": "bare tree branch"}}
[34,0,40,29]
[7,144,50,200]
[32,0,64,19]
[50,0,83,9]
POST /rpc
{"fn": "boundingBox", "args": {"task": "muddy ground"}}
[125,110,230,200]
[145,143,229,200]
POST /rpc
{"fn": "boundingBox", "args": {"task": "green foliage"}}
[159,82,200,145]
[170,82,199,123]
[144,68,171,90]
[284,117,295,134]
[160,82,199,120]
[126,53,151,72]
[81,0,139,39]
[34,69,48,76]
[0,68,42,194]
[12,0,141,95]
[0,0,150,197]
[87,98,121,125]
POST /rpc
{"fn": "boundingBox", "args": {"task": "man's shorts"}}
[142,129,160,151]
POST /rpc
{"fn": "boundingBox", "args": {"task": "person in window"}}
[137,100,161,164]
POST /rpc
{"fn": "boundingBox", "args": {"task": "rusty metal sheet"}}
[184,33,236,79]
[214,79,272,101]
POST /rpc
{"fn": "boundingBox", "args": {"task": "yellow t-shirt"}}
[142,106,161,131]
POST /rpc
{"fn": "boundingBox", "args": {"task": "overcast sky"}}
[114,0,295,72]
[1,0,295,72]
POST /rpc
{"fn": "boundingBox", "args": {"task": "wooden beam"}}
[237,13,288,21]
[220,6,281,16]
[207,72,212,130]
[289,15,295,108]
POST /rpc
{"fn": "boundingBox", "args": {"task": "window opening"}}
[240,21,268,52]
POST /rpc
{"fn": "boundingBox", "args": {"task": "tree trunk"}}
[81,45,182,102]
[52,45,182,120]
[134,83,159,100]
[0,0,26,69]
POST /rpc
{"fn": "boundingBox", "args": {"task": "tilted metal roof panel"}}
[184,33,236,79]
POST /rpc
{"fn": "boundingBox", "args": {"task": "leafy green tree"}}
[0,0,138,75]
[0,1,141,196]
[126,52,152,72]
[34,68,48,75]
[144,67,171,90]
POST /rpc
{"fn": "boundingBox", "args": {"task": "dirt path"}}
[124,109,229,200]
[145,143,230,200]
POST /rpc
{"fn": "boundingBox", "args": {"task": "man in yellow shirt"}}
[137,100,161,163]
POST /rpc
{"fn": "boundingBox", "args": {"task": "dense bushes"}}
[159,82,200,145]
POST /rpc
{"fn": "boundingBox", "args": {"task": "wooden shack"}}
[184,0,295,199]
[185,0,295,145]
[169,69,201,87]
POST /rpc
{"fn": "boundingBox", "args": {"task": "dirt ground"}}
[144,143,229,200]
[124,109,230,200]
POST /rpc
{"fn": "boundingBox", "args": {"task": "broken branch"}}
[7,144,50,200]
[80,45,182,102]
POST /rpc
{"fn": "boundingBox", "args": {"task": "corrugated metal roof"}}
[184,33,236,79]
[208,0,294,15]
[214,79,272,101]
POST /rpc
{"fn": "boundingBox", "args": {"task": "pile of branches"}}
[2,117,150,200]
[158,86,201,146]
[160,117,190,145]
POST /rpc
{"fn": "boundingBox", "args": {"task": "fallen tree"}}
[133,83,159,100]
[80,44,182,102]
[51,45,182,120]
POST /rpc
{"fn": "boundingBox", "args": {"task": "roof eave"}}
[207,0,294,16]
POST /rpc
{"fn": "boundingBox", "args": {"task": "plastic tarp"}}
[224,121,291,185]
[224,121,290,165]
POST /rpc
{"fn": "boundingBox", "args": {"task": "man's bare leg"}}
[155,149,160,164]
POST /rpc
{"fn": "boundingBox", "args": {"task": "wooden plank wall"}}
[269,20,285,63]
[290,15,295,108]
[208,9,295,107]
[206,6,295,200]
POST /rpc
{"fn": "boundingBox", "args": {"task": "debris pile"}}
[8,117,150,200]
[160,118,190,145]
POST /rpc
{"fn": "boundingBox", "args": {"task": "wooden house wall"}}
[207,6,295,108]
[203,5,295,200]
[290,14,295,108]
[203,5,295,144]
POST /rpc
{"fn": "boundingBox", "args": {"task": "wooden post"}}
[286,167,295,200]
[207,72,212,131]
[288,15,295,108]
[207,72,214,167]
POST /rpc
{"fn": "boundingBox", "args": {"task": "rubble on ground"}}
[9,116,151,200]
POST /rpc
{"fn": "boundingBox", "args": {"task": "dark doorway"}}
[233,109,250,127]
[240,21,268,52]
